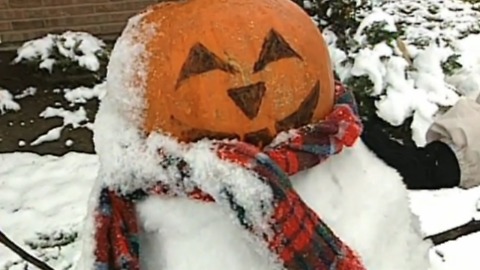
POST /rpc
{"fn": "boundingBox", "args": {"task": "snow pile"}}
[13,87,37,99]
[0,89,20,115]
[12,31,107,73]
[63,82,106,104]
[30,106,91,146]
[324,0,480,145]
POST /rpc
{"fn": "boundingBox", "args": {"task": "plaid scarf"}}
[92,81,366,270]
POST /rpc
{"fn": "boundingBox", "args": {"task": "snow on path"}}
[0,152,479,269]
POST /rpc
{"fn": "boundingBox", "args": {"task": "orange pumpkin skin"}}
[138,0,335,147]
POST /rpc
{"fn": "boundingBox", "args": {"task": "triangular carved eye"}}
[253,29,302,73]
[176,43,237,89]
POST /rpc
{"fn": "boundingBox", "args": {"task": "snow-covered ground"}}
[1,152,480,269]
[0,153,97,270]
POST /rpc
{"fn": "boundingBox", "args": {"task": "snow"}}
[63,82,106,105]
[30,107,90,146]
[325,0,480,145]
[0,153,98,269]
[86,96,281,269]
[0,82,106,146]
[291,141,433,269]
[14,87,37,99]
[65,140,74,147]
[100,11,155,127]
[92,89,278,245]
[13,31,106,72]
[409,187,480,269]
[0,90,20,115]
[2,144,480,269]
[0,152,271,270]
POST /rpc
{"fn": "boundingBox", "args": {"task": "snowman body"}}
[136,140,433,270]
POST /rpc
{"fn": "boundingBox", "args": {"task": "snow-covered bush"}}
[12,31,110,80]
[299,0,480,146]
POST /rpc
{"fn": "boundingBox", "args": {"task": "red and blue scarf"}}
[92,81,366,270]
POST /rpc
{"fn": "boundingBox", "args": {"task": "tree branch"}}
[0,230,54,270]
[425,219,480,245]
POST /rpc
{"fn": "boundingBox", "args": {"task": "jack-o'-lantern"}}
[135,0,335,147]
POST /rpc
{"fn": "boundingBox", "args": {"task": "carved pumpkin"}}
[138,0,335,147]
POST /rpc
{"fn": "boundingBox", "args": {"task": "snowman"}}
[77,0,433,269]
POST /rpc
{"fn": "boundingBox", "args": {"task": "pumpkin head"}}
[135,0,335,147]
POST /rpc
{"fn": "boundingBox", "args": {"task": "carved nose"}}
[227,82,266,120]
